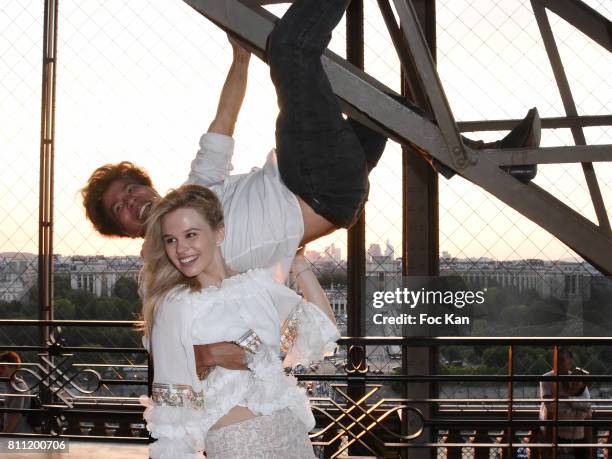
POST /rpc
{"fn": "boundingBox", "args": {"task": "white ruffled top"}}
[142,268,339,459]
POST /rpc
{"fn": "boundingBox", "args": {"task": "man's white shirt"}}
[186,132,303,282]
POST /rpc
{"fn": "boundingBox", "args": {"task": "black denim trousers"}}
[268,0,386,228]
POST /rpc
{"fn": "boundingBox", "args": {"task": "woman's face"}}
[161,207,224,283]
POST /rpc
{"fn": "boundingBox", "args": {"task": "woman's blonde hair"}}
[140,184,224,337]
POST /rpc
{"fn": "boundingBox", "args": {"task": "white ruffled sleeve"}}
[243,342,315,430]
[140,394,204,459]
[257,270,340,368]
[282,301,340,369]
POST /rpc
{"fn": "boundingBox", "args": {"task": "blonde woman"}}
[140,184,338,459]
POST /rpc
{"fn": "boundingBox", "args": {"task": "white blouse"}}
[142,269,339,459]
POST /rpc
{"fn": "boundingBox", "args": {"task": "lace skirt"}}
[205,409,316,459]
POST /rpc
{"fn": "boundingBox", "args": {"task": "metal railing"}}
[2,325,611,457]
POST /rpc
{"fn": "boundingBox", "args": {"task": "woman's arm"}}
[291,250,336,325]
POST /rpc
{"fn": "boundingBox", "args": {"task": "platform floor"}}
[2,439,149,458]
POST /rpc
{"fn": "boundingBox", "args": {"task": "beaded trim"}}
[151,383,205,410]
[233,329,262,355]
[280,302,303,357]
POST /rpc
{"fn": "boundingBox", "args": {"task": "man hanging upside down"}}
[81,0,540,376]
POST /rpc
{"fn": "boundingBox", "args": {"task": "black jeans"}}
[268,0,387,228]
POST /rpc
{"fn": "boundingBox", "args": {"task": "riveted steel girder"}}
[182,0,612,274]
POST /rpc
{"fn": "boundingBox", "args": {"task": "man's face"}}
[101,178,159,238]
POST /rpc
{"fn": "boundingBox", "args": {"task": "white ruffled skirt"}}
[205,409,316,459]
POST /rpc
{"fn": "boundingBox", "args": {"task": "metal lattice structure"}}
[1,1,611,458]
[184,0,612,275]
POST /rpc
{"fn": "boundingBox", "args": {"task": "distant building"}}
[305,250,322,263]
[0,253,37,301]
[325,287,347,316]
[55,256,143,298]
[384,240,394,258]
[440,258,593,302]
[368,244,382,258]
[365,254,402,336]
[324,244,342,263]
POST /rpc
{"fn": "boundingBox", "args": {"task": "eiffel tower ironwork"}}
[182,0,612,274]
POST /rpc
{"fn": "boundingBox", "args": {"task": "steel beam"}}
[391,0,467,170]
[38,0,59,414]
[461,152,612,273]
[457,114,612,132]
[346,0,366,341]
[378,0,430,112]
[183,0,612,273]
[478,144,612,165]
[534,0,612,53]
[345,7,369,457]
[39,0,58,334]
[182,0,453,158]
[241,0,289,5]
[400,2,438,457]
[532,1,611,233]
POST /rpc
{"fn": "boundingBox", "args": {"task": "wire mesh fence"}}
[0,0,610,454]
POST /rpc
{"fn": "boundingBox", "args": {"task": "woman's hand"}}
[290,247,311,277]
[290,246,336,325]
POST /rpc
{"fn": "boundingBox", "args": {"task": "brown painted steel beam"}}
[458,114,612,132]
[38,0,59,412]
[346,1,366,340]
[39,0,58,335]
[345,6,369,457]
[397,1,438,457]
[533,0,612,53]
[241,0,289,5]
[378,0,430,113]
[183,0,612,274]
[460,154,612,274]
[391,0,468,171]
[478,144,612,165]
[532,1,611,234]
[182,0,451,157]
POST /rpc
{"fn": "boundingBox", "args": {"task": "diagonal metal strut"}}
[182,0,612,274]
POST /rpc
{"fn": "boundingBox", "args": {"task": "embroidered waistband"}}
[151,383,205,410]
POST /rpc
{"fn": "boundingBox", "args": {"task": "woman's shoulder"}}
[158,285,195,306]
[218,268,276,291]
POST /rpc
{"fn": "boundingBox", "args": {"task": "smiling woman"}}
[139,184,338,459]
[140,185,226,336]
[161,207,227,286]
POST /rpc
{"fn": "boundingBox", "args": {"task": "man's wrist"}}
[232,54,251,66]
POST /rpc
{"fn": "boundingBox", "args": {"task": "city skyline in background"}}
[1,1,610,263]
[1,246,603,305]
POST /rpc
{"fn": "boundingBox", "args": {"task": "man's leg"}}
[347,119,387,173]
[268,0,377,243]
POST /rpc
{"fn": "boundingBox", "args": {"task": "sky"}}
[0,0,610,263]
